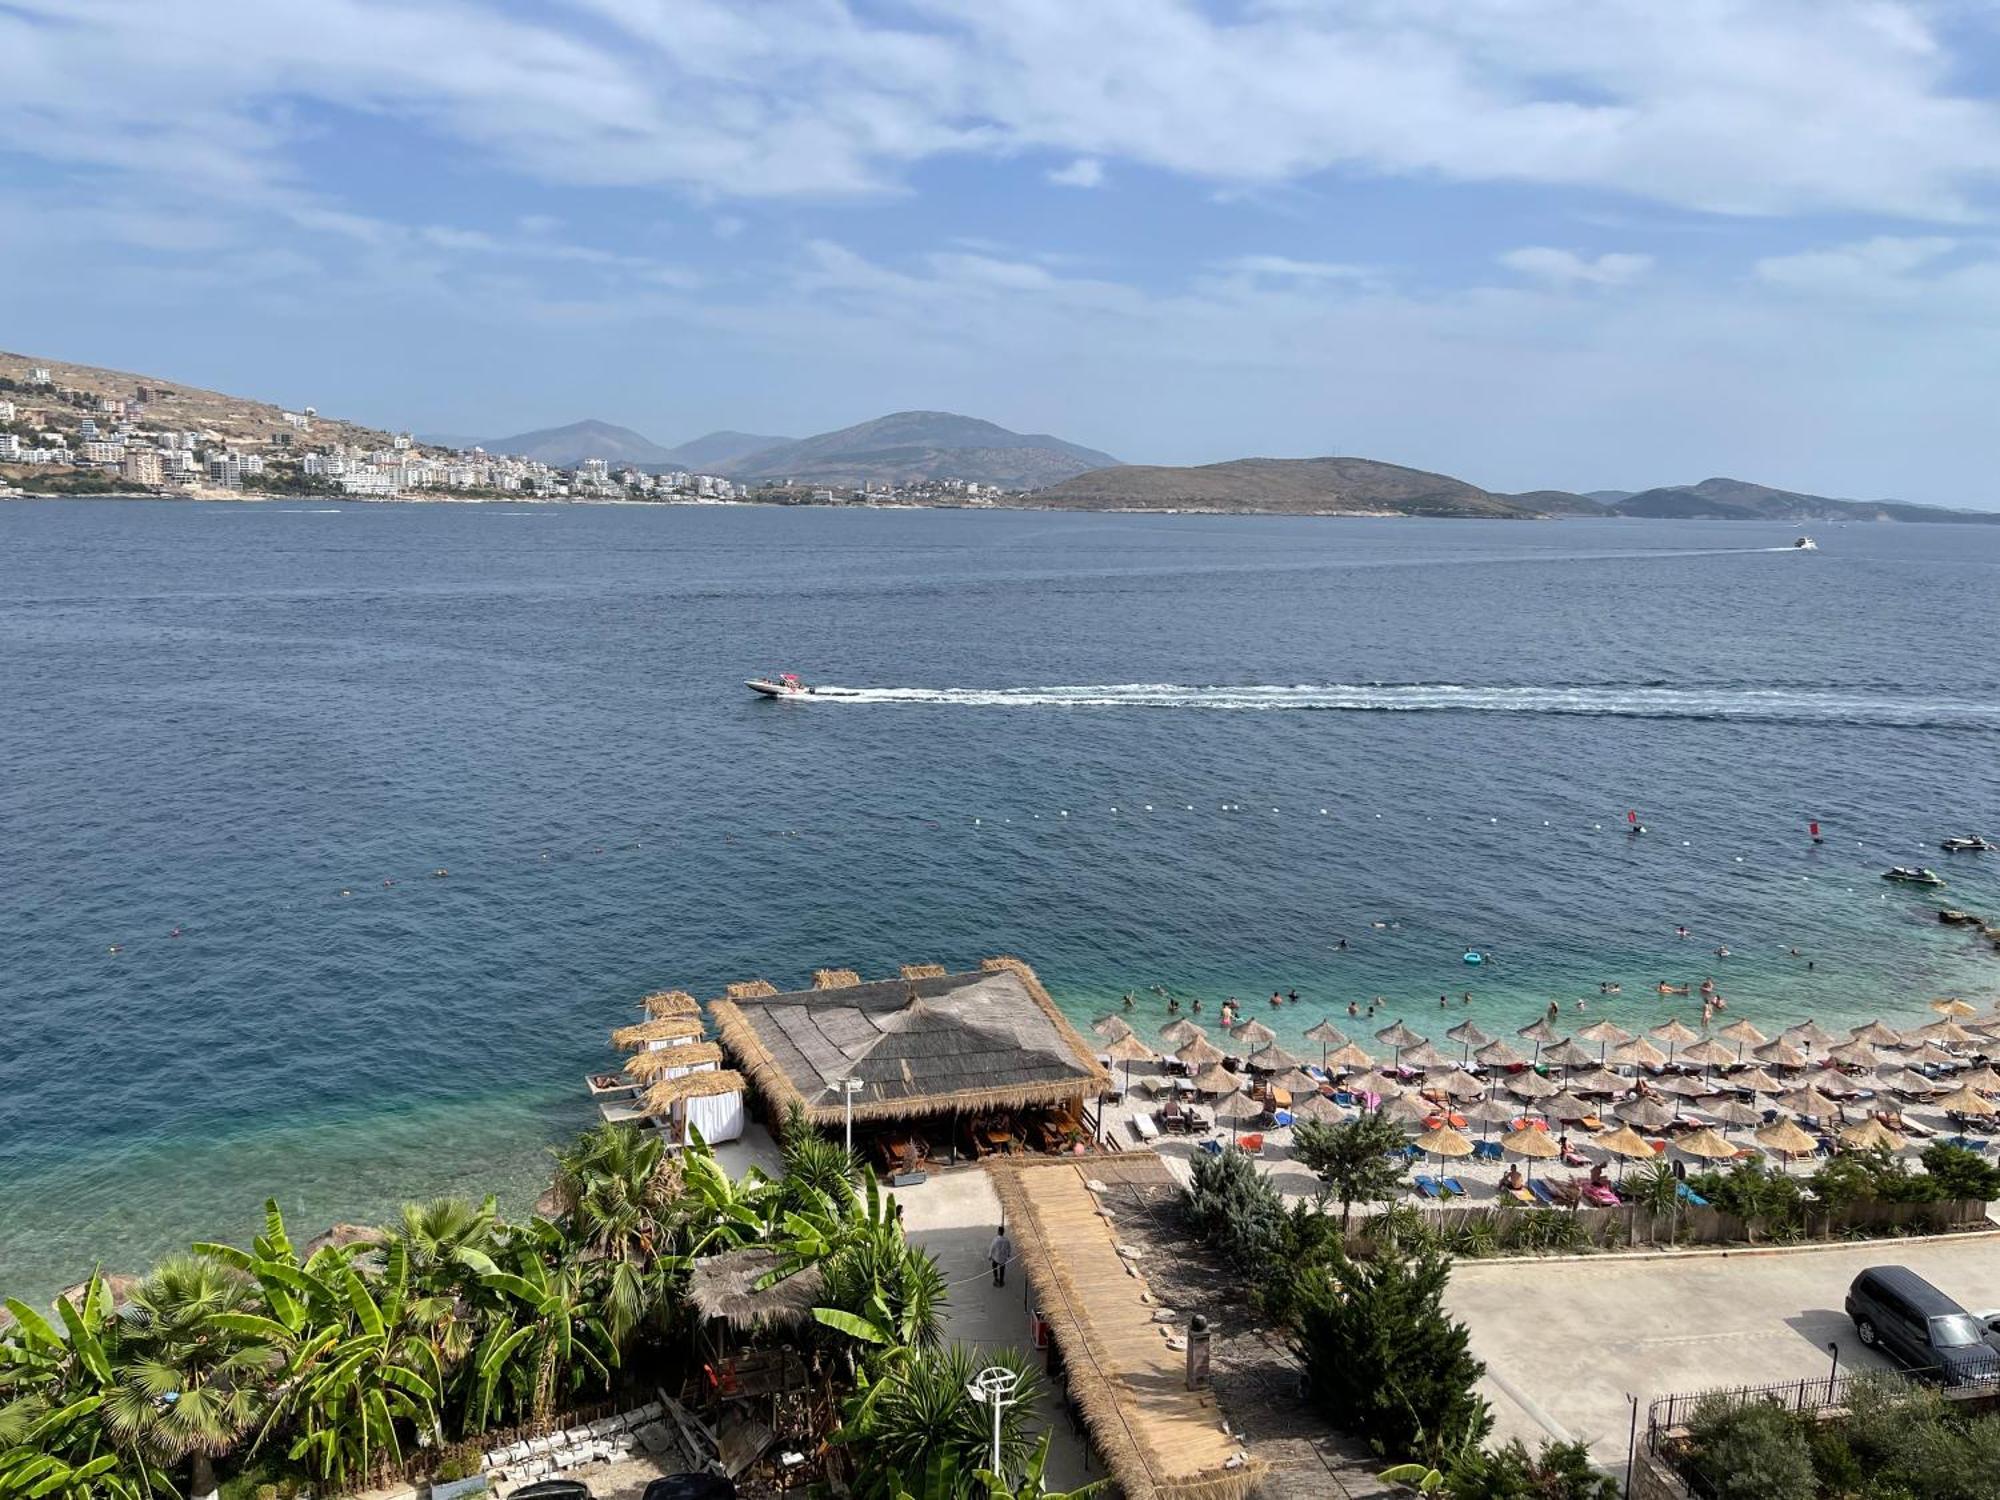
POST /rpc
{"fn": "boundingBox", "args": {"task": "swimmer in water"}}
[1192,998,1202,1015]
[1547,1000,1560,1019]
[1122,992,1135,1010]
[1440,994,1449,1008]
[1288,988,1299,1003]
[1462,992,1473,1005]
[1336,938,1349,951]
[1348,999,1359,1017]
[1271,990,1283,1007]
[1675,925,1690,939]
[170,927,182,938]
[1714,945,1730,959]
[1576,998,1588,1012]
[1168,997,1181,1014]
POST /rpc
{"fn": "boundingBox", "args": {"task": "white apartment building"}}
[81,440,126,465]
[0,435,18,459]
[122,449,163,487]
[0,401,15,422]
[339,471,399,496]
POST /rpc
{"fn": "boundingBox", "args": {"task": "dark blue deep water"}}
[4,500,1998,1298]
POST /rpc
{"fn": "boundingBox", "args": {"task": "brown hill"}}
[1025,456,1555,518]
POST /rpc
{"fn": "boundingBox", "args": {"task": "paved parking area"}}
[1444,1231,2000,1460]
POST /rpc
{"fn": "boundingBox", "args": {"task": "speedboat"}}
[1793,536,1818,550]
[1882,866,1947,887]
[747,672,815,698]
[1940,836,1995,854]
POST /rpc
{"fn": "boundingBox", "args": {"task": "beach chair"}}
[1442,1176,1468,1199]
[1528,1179,1560,1207]
[1472,1140,1503,1163]
[1271,1110,1295,1129]
[1198,1138,1223,1157]
[1584,1183,1622,1207]
[1505,1185,1535,1205]
[1130,1112,1161,1144]
[1332,1089,1355,1106]
[1412,1174,1443,1200]
[1676,1182,1709,1208]
[1239,1132,1265,1156]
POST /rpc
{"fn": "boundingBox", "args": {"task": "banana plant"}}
[0,1275,164,1500]
[468,1219,612,1430]
[977,1434,1109,1498]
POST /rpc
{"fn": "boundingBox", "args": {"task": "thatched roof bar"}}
[625,1041,724,1081]
[812,968,863,990]
[642,989,702,1019]
[610,1015,706,1049]
[641,1068,745,1113]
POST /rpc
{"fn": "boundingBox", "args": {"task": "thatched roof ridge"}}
[813,967,864,990]
[685,1247,825,1331]
[641,1068,745,1113]
[642,990,702,1019]
[990,1157,1263,1500]
[726,979,778,999]
[710,957,1109,1127]
[611,1015,707,1049]
[626,1041,724,1081]
[900,962,949,980]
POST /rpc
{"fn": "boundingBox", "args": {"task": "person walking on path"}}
[989,1224,1014,1287]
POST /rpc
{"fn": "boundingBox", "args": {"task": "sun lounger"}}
[1676,1182,1709,1208]
[1583,1183,1622,1207]
[1560,1148,1589,1167]
[1945,1135,1988,1152]
[1130,1112,1161,1143]
[1472,1140,1503,1163]
[1239,1132,1266,1156]
[1332,1089,1355,1105]
[1505,1186,1535,1205]
[1442,1177,1468,1199]
[1529,1179,1560,1207]
[1412,1174,1443,1200]
[1198,1138,1223,1156]
[1271,1110,1295,1128]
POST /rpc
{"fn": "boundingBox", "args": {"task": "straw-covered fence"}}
[990,1156,1263,1500]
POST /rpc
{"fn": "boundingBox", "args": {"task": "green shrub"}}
[1919,1143,2000,1203]
[1682,1396,1815,1500]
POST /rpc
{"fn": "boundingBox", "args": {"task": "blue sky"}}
[5,1,2000,503]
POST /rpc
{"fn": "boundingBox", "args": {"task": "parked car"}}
[641,1477,737,1500]
[509,1483,593,1500]
[1846,1265,2000,1386]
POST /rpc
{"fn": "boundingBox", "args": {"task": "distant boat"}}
[1793,536,1818,550]
[1940,836,1994,854]
[1882,866,1946,887]
[747,672,815,699]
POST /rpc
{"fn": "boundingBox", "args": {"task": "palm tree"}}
[101,1255,273,1500]
[385,1197,500,1375]
[0,1275,163,1500]
[550,1127,679,1346]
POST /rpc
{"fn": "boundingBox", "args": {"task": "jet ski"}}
[1793,536,1818,550]
[747,672,815,698]
[1940,836,1994,854]
[1882,866,1947,887]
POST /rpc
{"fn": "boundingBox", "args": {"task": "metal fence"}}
[1645,1351,2000,1451]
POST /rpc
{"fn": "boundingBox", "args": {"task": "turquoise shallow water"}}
[2,501,1997,1301]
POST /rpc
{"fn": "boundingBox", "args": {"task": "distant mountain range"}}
[1026,458,2000,524]
[440,410,1113,488]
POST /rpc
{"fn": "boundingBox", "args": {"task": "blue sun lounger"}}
[1528,1179,1560,1207]
[1676,1182,1709,1207]
[1412,1174,1443,1200]
[1441,1176,1468,1199]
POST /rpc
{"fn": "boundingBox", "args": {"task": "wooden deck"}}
[989,1154,1262,1500]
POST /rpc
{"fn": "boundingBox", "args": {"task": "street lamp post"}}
[841,1077,864,1155]
[966,1364,1022,1479]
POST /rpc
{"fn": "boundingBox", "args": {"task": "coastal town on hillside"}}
[0,361,1010,507]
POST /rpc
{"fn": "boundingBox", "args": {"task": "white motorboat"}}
[747,672,814,698]
[1793,536,1818,550]
[1941,836,1995,854]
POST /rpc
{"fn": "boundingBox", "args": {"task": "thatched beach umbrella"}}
[1248,1042,1307,1073]
[1825,1041,1877,1070]
[1190,1061,1242,1095]
[1706,1098,1765,1128]
[1446,1020,1495,1054]
[1569,1068,1626,1096]
[1464,1096,1518,1129]
[1615,1097,1677,1131]
[1160,1018,1207,1046]
[1546,1091,1598,1123]
[642,989,701,1019]
[1434,1069,1487,1100]
[1931,997,1978,1018]
[1775,1086,1840,1119]
[1414,1124,1475,1162]
[1324,1041,1377,1073]
[1376,1020,1426,1069]
[1612,1038,1668,1069]
[1292,1092,1347,1125]
[1517,1018,1562,1062]
[1675,1127,1739,1162]
[1651,1019,1699,1066]
[1935,1085,1999,1117]
[303,1224,386,1258]
[1177,1036,1228,1069]
[1476,1039,1528,1069]
[1839,1117,1907,1153]
[1784,1020,1839,1051]
[1213,1088,1266,1140]
[1232,1018,1277,1047]
[1542,1040,1596,1070]
[1102,1031,1158,1094]
[1268,1067,1324,1101]
[1848,1020,1901,1046]
[1680,1039,1736,1069]
[1816,1072,1862,1099]
[1754,1038,1808,1069]
[1501,1125,1560,1183]
[1954,1065,2000,1094]
[1093,1013,1135,1042]
[1656,1074,1713,1099]
[1504,1070,1560,1101]
[1366,1072,1408,1100]
[1575,1018,1635,1067]
[1732,1066,1785,1094]
[1304,1019,1348,1067]
[1400,1041,1453,1071]
[1904,1042,1960,1069]
[1881,1067,1938,1096]
[1720,1018,1769,1048]
[1597,1124,1659,1176]
[1383,1093,1436,1126]
[1756,1118,1818,1168]
[1911,1019,1975,1047]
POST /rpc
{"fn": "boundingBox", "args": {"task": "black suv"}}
[1846,1265,2000,1386]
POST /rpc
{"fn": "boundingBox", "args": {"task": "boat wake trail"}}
[808,682,2000,728]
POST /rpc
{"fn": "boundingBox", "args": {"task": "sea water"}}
[2,500,1996,1299]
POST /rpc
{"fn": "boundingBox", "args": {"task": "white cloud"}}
[1046,157,1104,188]
[3,0,1999,217]
[1220,255,1370,281]
[1498,247,1654,286]
[1755,236,1961,295]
